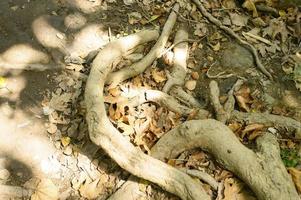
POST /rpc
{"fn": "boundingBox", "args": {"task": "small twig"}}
[191,0,273,80]
[206,62,234,79]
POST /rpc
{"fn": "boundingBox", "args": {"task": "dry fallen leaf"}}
[79,178,104,199]
[263,18,289,42]
[223,178,256,200]
[242,0,258,17]
[288,168,301,193]
[61,136,71,147]
[235,85,252,112]
[31,179,59,200]
[151,68,166,83]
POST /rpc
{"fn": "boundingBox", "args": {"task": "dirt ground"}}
[0,0,301,199]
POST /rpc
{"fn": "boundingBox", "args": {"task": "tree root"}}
[125,88,209,119]
[209,80,301,138]
[106,4,179,88]
[151,119,299,200]
[85,29,210,200]
[191,0,273,80]
[169,86,202,108]
[163,26,188,92]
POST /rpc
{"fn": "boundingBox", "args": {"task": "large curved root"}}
[151,119,300,200]
[85,29,210,200]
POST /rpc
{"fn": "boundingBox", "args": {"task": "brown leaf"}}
[151,68,166,83]
[79,178,104,199]
[263,18,289,42]
[235,85,252,112]
[288,168,301,193]
[242,0,258,17]
[223,178,256,200]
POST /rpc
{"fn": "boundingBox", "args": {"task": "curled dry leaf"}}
[234,85,252,112]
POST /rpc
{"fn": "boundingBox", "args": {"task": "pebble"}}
[185,80,197,91]
[191,72,199,80]
[0,169,10,180]
[268,127,277,134]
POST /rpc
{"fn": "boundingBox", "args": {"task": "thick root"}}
[163,26,188,93]
[106,4,179,88]
[151,119,300,200]
[85,29,210,200]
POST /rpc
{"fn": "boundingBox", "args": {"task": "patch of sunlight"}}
[0,103,59,176]
[64,12,87,30]
[0,44,50,65]
[65,0,103,14]
[32,15,67,51]
[67,24,109,58]
[174,47,187,69]
[0,75,26,101]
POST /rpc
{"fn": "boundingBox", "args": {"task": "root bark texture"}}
[85,29,210,200]
[126,88,209,119]
[151,119,300,200]
[163,26,188,93]
[106,4,179,88]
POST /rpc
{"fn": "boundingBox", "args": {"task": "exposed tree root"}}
[151,119,299,200]
[209,80,301,138]
[0,184,31,198]
[125,88,209,119]
[230,111,301,138]
[85,29,210,200]
[191,0,273,80]
[163,26,188,92]
[106,4,179,88]
[169,86,202,108]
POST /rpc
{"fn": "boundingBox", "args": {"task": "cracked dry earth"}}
[0,0,301,200]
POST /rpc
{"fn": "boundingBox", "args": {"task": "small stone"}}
[185,80,197,91]
[188,61,196,69]
[207,56,214,61]
[47,124,57,134]
[0,169,10,180]
[191,72,199,80]
[268,127,277,134]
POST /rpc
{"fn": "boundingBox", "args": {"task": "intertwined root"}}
[85,3,301,200]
